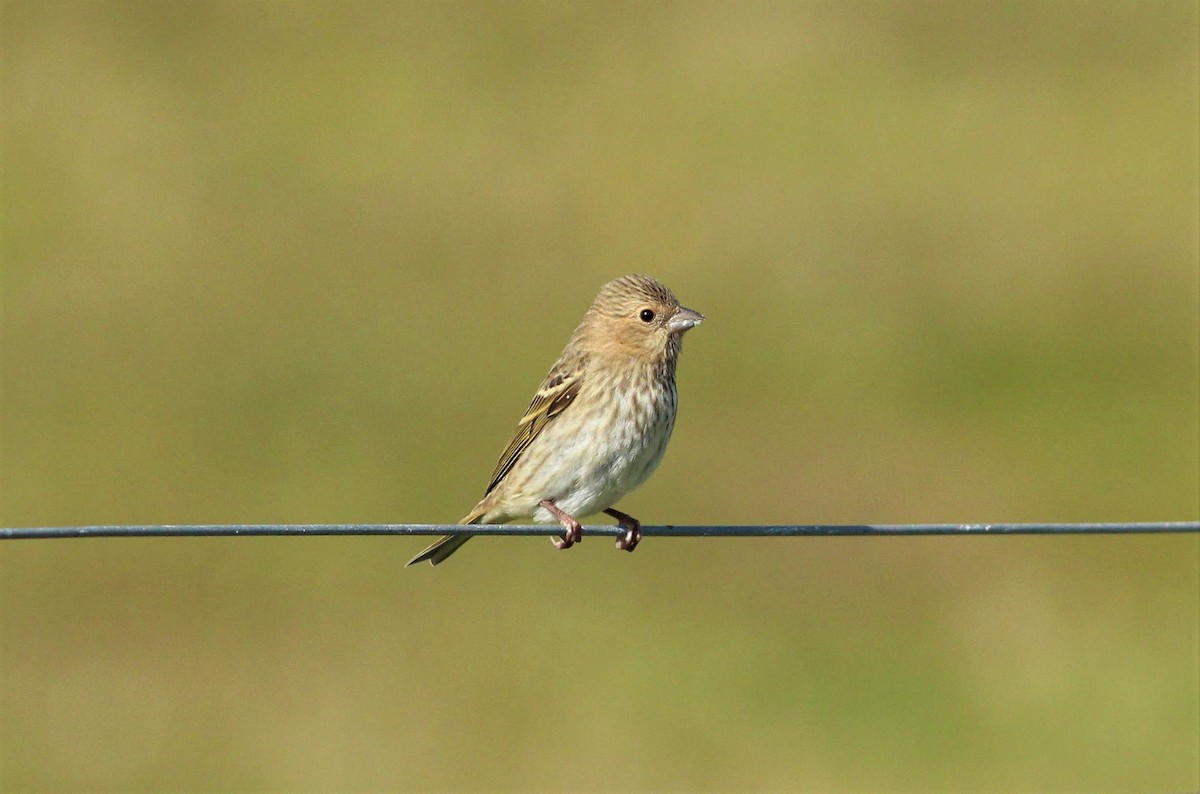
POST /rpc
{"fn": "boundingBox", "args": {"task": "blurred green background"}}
[2,1,1198,790]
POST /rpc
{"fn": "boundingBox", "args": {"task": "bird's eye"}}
[639,309,656,323]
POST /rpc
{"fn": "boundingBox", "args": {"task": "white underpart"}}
[516,376,678,522]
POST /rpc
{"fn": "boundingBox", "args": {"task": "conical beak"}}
[667,306,704,333]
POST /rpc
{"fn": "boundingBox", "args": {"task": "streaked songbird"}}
[407,274,703,566]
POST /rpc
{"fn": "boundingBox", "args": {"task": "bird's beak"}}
[667,306,704,333]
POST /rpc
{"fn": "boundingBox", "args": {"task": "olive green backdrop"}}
[2,1,1198,790]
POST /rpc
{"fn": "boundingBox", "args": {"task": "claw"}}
[616,525,640,552]
[541,500,583,550]
[604,508,642,553]
[551,521,582,549]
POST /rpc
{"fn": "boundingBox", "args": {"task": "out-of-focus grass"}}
[2,1,1197,791]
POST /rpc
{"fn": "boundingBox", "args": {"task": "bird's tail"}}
[405,512,483,567]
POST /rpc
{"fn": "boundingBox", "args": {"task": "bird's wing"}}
[484,360,584,496]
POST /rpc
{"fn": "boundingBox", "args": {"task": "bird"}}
[406,274,703,567]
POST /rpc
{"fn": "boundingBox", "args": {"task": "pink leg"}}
[541,500,583,550]
[604,508,642,552]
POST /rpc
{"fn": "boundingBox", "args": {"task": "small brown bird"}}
[407,274,703,566]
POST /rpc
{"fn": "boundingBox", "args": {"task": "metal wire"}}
[1,522,1196,540]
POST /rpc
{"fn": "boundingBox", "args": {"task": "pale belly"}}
[506,385,677,521]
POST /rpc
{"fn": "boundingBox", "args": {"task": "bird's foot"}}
[552,524,582,550]
[605,508,642,552]
[541,500,583,550]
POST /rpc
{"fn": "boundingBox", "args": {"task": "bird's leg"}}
[541,500,583,550]
[604,508,642,552]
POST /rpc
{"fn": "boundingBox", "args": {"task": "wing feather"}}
[483,361,584,495]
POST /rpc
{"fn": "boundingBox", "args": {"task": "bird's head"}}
[582,274,703,364]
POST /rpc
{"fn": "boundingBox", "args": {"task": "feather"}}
[483,359,584,496]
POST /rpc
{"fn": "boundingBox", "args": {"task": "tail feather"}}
[405,534,471,567]
[405,511,484,567]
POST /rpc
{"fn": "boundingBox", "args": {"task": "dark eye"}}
[639,309,655,323]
